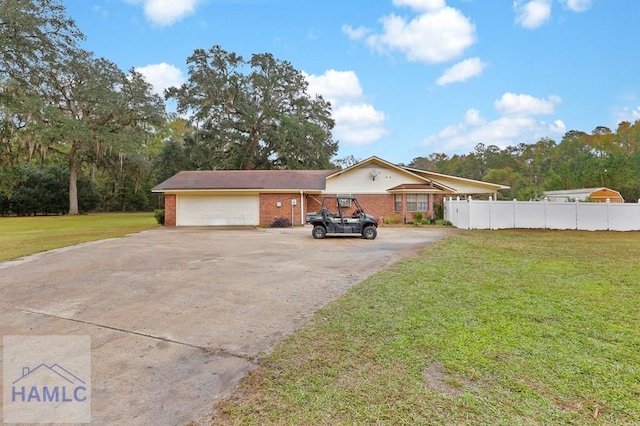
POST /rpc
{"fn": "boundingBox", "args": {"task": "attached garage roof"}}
[152,169,337,191]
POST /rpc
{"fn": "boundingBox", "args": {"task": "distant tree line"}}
[408,123,640,202]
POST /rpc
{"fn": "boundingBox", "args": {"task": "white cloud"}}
[615,106,640,125]
[305,69,363,102]
[332,104,388,145]
[422,93,566,153]
[514,0,552,29]
[342,24,369,40]
[560,0,592,12]
[304,70,388,146]
[514,0,592,30]
[464,108,485,125]
[436,57,485,85]
[124,0,200,26]
[495,92,561,116]
[362,5,476,64]
[135,63,185,95]
[392,0,446,12]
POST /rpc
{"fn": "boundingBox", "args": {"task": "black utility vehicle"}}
[308,196,378,239]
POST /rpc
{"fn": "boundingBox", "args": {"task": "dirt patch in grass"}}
[422,362,475,396]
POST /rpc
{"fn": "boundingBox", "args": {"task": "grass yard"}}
[0,212,158,262]
[208,230,640,425]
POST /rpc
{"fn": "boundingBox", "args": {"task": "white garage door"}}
[177,195,259,226]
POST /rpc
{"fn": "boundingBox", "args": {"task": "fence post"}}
[489,196,493,229]
[606,198,611,230]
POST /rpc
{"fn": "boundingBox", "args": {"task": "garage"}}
[153,169,336,227]
[176,194,259,226]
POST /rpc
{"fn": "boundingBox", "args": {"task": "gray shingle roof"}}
[152,169,338,191]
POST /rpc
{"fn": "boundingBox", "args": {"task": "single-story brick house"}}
[152,156,508,226]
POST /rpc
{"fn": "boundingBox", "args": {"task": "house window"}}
[394,194,402,212]
[406,194,429,212]
[337,194,351,208]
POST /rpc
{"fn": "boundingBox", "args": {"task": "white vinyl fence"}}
[444,197,640,231]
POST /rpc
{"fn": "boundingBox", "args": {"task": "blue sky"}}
[64,0,640,164]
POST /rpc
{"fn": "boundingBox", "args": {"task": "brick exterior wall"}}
[306,196,323,215]
[304,194,393,222]
[305,193,446,224]
[389,193,445,223]
[260,193,303,226]
[164,194,176,226]
[348,194,395,223]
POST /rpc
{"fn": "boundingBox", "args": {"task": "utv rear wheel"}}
[362,226,377,240]
[312,225,327,239]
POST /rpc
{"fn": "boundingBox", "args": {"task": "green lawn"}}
[209,230,640,425]
[0,213,159,262]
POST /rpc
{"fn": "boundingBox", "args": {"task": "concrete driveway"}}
[0,226,453,424]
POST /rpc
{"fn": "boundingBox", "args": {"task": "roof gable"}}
[402,166,509,193]
[325,156,442,194]
[329,156,507,194]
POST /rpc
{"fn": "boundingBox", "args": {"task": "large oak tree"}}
[41,51,165,214]
[166,45,337,170]
[0,0,82,86]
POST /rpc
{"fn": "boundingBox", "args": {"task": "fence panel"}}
[469,201,491,229]
[455,201,470,229]
[443,198,640,231]
[514,201,545,229]
[577,203,608,230]
[544,203,577,230]
[609,204,640,231]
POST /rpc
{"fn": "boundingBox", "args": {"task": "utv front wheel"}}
[312,225,327,239]
[362,226,377,240]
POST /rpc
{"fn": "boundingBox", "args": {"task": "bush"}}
[434,202,444,220]
[270,217,291,228]
[437,219,452,226]
[4,164,100,215]
[413,212,423,222]
[154,209,165,225]
[0,193,9,215]
[10,164,67,215]
[382,215,403,225]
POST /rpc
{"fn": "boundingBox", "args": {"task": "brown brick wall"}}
[305,196,323,215]
[260,193,303,225]
[349,194,395,223]
[164,194,176,226]
[366,193,445,223]
[303,193,447,223]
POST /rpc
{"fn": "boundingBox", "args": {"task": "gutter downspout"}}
[300,190,304,225]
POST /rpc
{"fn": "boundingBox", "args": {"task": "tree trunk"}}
[68,145,79,215]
